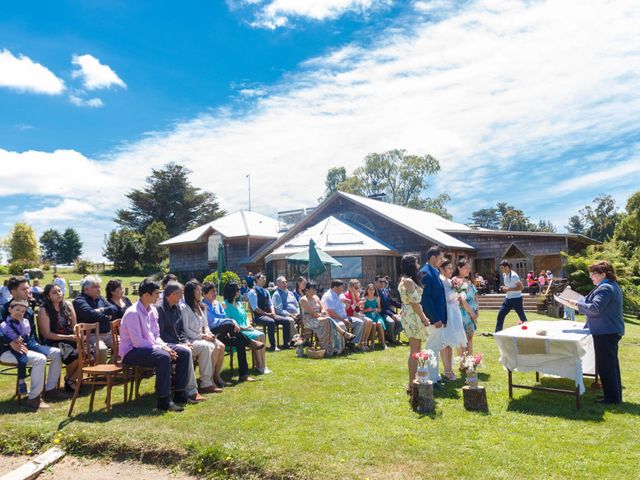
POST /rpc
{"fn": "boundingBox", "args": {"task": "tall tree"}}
[614,191,640,257]
[565,215,586,234]
[103,229,144,272]
[578,194,621,242]
[142,221,169,270]
[534,219,556,233]
[115,162,225,236]
[469,208,500,229]
[327,149,450,217]
[59,228,83,263]
[40,229,63,263]
[323,167,347,198]
[8,223,39,264]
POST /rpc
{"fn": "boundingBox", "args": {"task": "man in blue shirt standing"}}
[420,246,447,383]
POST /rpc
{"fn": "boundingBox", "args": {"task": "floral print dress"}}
[459,282,478,335]
[399,279,428,341]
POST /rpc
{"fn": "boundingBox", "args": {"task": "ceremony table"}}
[494,320,596,409]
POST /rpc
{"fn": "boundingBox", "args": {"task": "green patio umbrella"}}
[286,239,342,280]
[217,243,226,292]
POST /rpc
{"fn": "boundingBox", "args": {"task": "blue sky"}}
[1,0,639,261]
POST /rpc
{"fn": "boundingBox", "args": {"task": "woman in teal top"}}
[223,282,271,375]
[454,259,479,354]
[362,283,387,350]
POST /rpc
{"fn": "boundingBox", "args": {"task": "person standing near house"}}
[494,261,528,332]
[419,246,447,383]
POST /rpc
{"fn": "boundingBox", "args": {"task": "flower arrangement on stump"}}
[291,334,305,357]
[456,352,484,388]
[412,349,437,384]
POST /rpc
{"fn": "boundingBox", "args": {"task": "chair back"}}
[74,322,100,368]
[110,319,122,366]
[243,301,254,323]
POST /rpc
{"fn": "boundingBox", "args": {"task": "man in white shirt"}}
[321,279,366,350]
[495,260,528,332]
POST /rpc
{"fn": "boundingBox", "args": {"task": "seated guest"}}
[248,273,295,351]
[1,276,37,339]
[375,275,403,344]
[223,282,271,374]
[363,283,387,350]
[0,279,11,305]
[321,279,366,351]
[293,276,307,303]
[72,275,118,364]
[30,279,44,304]
[181,280,225,393]
[240,280,249,300]
[245,272,254,289]
[300,283,348,356]
[272,276,301,335]
[155,282,205,403]
[53,274,67,298]
[202,282,258,382]
[0,299,67,409]
[119,279,188,412]
[343,279,373,349]
[155,273,178,307]
[105,279,133,320]
[37,284,81,393]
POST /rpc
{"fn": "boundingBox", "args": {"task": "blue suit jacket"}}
[378,288,401,318]
[420,264,448,325]
[577,280,624,336]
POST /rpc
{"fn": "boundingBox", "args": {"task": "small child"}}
[0,299,50,395]
[0,300,31,394]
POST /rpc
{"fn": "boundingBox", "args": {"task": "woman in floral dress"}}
[299,283,348,356]
[398,254,431,391]
[454,258,479,354]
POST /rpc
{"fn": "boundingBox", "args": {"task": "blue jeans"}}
[495,297,528,332]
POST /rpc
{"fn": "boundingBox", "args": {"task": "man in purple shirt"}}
[119,278,191,412]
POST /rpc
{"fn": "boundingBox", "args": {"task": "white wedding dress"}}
[441,276,468,350]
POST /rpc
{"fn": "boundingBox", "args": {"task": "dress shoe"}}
[26,397,49,410]
[596,398,620,404]
[44,388,70,401]
[239,375,256,382]
[173,392,189,404]
[157,400,184,412]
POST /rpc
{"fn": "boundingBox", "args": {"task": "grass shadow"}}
[60,394,164,427]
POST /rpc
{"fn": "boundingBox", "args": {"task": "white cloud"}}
[69,94,104,108]
[23,199,96,222]
[0,49,65,95]
[554,156,640,195]
[2,0,640,259]
[246,0,392,28]
[71,54,126,90]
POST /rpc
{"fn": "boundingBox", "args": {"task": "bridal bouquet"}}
[451,277,468,299]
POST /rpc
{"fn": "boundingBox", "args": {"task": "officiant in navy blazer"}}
[569,261,624,405]
[419,246,447,382]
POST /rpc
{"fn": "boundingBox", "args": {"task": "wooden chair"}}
[110,319,155,402]
[245,301,281,348]
[68,322,127,416]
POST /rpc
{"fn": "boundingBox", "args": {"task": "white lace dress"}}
[441,276,468,349]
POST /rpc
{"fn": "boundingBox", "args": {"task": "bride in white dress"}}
[440,259,468,380]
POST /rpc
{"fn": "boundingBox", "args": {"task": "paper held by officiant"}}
[554,286,585,309]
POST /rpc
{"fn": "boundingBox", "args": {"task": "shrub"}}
[8,259,38,275]
[74,258,93,275]
[0,265,8,275]
[203,271,241,293]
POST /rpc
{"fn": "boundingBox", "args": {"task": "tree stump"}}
[463,385,488,412]
[410,380,435,414]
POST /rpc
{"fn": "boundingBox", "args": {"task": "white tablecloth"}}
[494,320,596,394]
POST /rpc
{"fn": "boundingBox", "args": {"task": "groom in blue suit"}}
[420,246,447,383]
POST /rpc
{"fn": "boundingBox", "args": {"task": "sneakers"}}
[267,346,280,352]
[256,367,272,375]
[18,382,28,395]
[157,399,184,412]
[26,397,50,410]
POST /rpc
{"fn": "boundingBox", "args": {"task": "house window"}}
[331,256,363,279]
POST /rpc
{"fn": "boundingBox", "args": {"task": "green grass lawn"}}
[0,310,638,479]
